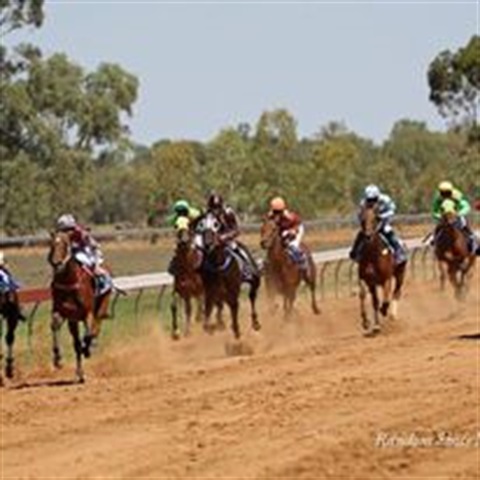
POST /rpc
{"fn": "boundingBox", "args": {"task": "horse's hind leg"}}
[51,312,64,369]
[306,262,321,315]
[391,263,407,319]
[380,277,392,317]
[249,276,261,331]
[68,320,85,383]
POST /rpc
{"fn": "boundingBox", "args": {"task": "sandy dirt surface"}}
[1,274,479,479]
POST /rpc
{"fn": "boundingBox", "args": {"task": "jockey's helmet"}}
[207,193,224,211]
[173,199,190,215]
[438,180,454,197]
[364,184,381,201]
[270,197,286,213]
[57,213,76,231]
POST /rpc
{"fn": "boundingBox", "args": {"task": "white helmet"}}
[57,213,76,230]
[364,184,381,201]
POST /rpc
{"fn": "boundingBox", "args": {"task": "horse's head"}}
[174,216,192,246]
[360,203,379,239]
[48,231,72,273]
[198,212,222,252]
[260,217,280,250]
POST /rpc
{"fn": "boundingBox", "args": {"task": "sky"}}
[9,0,479,145]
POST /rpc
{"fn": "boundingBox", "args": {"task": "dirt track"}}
[1,275,479,479]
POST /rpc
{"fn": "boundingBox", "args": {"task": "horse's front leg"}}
[51,312,65,369]
[359,280,369,332]
[203,292,215,334]
[229,296,241,340]
[438,260,447,291]
[68,320,84,383]
[5,316,18,379]
[0,317,4,387]
[83,312,100,357]
[369,284,380,332]
[170,291,180,340]
[184,296,193,337]
[249,275,261,331]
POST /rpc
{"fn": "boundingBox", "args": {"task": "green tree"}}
[428,35,479,128]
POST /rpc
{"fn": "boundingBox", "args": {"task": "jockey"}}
[0,251,26,321]
[167,200,202,275]
[267,197,308,269]
[349,185,407,264]
[55,214,112,295]
[205,193,259,280]
[432,181,477,252]
[167,199,202,230]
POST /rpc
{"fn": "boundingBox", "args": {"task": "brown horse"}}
[260,218,320,316]
[200,212,260,339]
[170,218,207,339]
[434,202,476,300]
[48,231,111,382]
[357,205,407,335]
[0,290,23,385]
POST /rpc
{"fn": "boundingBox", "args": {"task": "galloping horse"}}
[357,205,406,335]
[260,218,320,316]
[434,200,476,300]
[200,212,260,339]
[0,291,23,385]
[48,231,111,382]
[170,217,205,339]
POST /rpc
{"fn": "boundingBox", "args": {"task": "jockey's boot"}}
[236,244,260,278]
[288,246,307,270]
[167,257,177,276]
[349,232,363,262]
[462,225,477,254]
[384,231,407,264]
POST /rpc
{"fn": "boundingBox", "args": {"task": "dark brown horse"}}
[200,212,260,339]
[0,290,23,385]
[48,231,111,382]
[357,205,406,335]
[434,201,476,300]
[170,217,206,339]
[260,218,320,316]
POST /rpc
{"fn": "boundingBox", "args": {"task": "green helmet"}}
[173,199,190,214]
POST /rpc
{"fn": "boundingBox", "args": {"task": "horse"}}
[170,217,225,339]
[433,202,476,300]
[0,290,23,386]
[260,218,320,317]
[357,205,407,335]
[48,231,111,383]
[199,212,260,339]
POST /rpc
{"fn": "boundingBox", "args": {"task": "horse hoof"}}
[53,359,63,370]
[82,347,91,358]
[171,330,180,341]
[313,306,321,316]
[252,321,261,332]
[77,376,85,384]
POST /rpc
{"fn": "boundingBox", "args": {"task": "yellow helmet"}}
[270,197,286,212]
[438,181,453,193]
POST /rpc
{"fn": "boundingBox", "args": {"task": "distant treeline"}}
[1,2,478,234]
